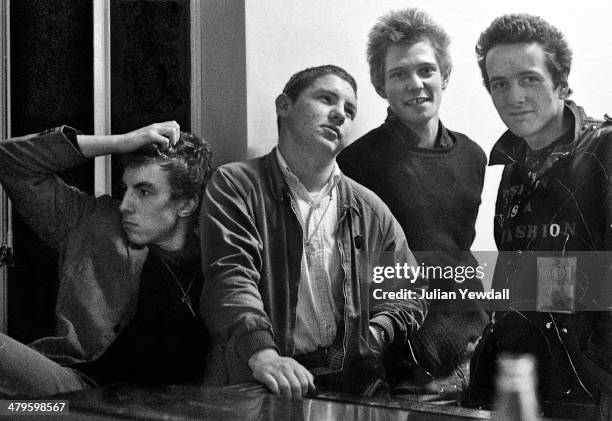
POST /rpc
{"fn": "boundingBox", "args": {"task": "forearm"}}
[0,127,85,179]
[372,223,428,344]
[200,168,277,361]
[201,272,277,358]
[0,127,94,248]
[76,134,122,158]
[77,121,180,158]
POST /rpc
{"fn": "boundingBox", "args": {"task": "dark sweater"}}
[72,245,209,386]
[338,112,488,376]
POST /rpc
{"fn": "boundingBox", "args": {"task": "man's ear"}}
[375,84,387,99]
[442,69,451,90]
[558,83,569,100]
[275,93,292,118]
[177,197,198,218]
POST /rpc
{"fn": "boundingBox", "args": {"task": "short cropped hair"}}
[277,65,357,130]
[282,64,357,101]
[367,8,451,96]
[124,132,214,216]
[476,14,573,94]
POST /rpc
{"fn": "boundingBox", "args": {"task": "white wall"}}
[244,0,612,251]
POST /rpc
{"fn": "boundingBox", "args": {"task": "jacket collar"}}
[263,147,361,217]
[489,100,587,166]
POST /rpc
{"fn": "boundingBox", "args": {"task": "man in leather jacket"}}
[466,14,612,419]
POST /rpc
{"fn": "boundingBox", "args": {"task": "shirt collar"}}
[275,148,341,203]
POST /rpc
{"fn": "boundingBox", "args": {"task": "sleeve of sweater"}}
[0,126,95,251]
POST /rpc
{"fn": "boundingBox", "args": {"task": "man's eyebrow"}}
[313,87,339,98]
[386,65,405,75]
[518,70,542,77]
[488,75,506,82]
[490,71,541,81]
[132,181,156,190]
[387,61,437,74]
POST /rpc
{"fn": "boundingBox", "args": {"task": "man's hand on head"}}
[248,348,315,398]
[117,121,180,154]
[76,121,180,158]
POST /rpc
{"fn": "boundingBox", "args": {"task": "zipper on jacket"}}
[286,190,303,357]
[336,204,351,370]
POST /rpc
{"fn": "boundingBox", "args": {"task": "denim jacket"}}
[200,149,427,385]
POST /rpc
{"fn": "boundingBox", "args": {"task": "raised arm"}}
[77,121,179,158]
[0,122,180,250]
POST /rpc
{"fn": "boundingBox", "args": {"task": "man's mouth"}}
[405,97,429,106]
[508,110,532,117]
[122,220,137,229]
[321,125,341,139]
[507,110,534,118]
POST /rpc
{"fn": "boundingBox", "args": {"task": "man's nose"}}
[119,191,133,214]
[404,73,424,91]
[507,82,526,104]
[329,107,346,125]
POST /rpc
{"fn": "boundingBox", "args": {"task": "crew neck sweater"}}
[338,113,488,376]
[338,117,486,260]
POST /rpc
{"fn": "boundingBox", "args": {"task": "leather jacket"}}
[468,101,612,407]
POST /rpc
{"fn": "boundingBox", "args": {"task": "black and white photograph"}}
[0,1,610,419]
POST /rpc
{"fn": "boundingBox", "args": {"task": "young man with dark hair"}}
[0,122,213,396]
[466,14,612,417]
[337,8,487,400]
[200,65,427,398]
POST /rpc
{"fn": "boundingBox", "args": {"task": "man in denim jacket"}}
[200,65,427,398]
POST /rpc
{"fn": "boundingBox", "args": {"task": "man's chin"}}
[124,232,148,247]
[506,125,533,139]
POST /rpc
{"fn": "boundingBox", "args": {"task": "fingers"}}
[259,372,280,395]
[275,374,293,397]
[249,351,314,398]
[150,121,180,149]
[294,365,315,396]
[284,370,303,398]
[306,370,316,393]
[274,365,311,398]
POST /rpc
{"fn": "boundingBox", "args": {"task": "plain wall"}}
[243,0,612,251]
[201,0,247,166]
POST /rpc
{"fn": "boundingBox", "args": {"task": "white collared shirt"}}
[276,148,343,354]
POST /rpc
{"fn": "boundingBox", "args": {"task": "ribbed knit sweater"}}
[338,111,488,376]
